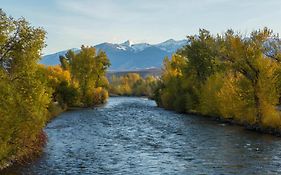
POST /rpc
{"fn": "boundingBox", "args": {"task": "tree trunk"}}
[253,85,262,126]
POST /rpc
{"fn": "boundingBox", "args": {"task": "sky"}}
[1,0,281,55]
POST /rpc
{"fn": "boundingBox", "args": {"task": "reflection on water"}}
[3,97,281,174]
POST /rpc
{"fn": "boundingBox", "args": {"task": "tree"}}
[108,73,158,97]
[219,28,280,126]
[0,9,51,165]
[60,45,110,106]
[155,28,281,130]
[178,29,221,82]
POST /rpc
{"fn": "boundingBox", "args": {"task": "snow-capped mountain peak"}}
[121,40,133,47]
[156,39,187,52]
[131,43,151,52]
[41,39,188,71]
[162,39,176,43]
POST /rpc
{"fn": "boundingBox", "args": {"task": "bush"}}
[56,81,80,107]
[92,87,109,105]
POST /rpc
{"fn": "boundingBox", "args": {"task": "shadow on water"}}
[3,97,281,175]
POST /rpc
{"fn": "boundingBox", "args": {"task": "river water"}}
[4,97,281,175]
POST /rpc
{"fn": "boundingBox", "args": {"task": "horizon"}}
[2,0,281,54]
[45,38,187,55]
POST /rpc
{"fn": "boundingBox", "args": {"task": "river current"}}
[4,97,281,174]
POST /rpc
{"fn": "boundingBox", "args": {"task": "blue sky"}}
[2,0,281,54]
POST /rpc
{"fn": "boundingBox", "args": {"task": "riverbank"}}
[0,98,111,171]
[210,115,281,137]
[159,106,281,137]
[0,97,138,171]
[2,97,281,172]
[0,102,65,171]
[4,97,281,174]
[109,93,149,98]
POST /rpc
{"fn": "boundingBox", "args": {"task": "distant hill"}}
[41,39,187,71]
[40,48,80,65]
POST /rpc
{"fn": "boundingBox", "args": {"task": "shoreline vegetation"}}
[154,28,281,137]
[2,9,281,171]
[108,73,157,98]
[0,10,110,170]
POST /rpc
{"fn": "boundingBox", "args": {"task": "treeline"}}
[0,10,110,169]
[155,28,281,132]
[109,73,157,97]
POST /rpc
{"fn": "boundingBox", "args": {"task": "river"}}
[4,97,281,174]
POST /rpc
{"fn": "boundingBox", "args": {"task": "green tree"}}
[178,29,221,82]
[60,45,110,106]
[155,28,281,131]
[0,9,51,166]
[219,28,280,126]
[108,73,158,97]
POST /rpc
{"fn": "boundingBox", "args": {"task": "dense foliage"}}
[0,10,111,169]
[54,46,110,107]
[0,10,51,167]
[109,73,158,97]
[155,28,281,130]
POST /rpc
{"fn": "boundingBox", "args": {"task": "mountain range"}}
[41,39,187,71]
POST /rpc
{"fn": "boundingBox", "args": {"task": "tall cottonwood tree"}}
[60,45,110,106]
[219,28,280,126]
[0,9,51,164]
